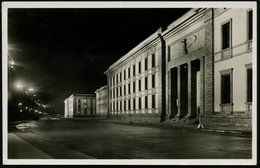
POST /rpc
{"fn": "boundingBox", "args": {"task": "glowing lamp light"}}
[28,88,34,92]
[20,110,23,112]
[16,82,24,90]
[18,102,22,106]
[10,61,15,65]
[25,107,28,109]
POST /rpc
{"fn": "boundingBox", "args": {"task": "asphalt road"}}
[8,119,252,159]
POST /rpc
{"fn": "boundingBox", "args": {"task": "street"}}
[8,119,252,159]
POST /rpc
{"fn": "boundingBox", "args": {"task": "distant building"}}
[104,8,253,131]
[95,85,108,117]
[64,94,96,118]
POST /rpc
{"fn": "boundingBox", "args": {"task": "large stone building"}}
[64,94,96,118]
[104,8,253,130]
[95,85,108,117]
[105,28,165,122]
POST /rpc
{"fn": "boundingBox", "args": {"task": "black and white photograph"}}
[2,1,257,165]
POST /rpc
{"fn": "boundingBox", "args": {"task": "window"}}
[120,101,122,111]
[128,67,130,78]
[145,96,148,109]
[139,61,141,73]
[133,82,135,93]
[113,76,115,85]
[152,74,155,88]
[128,83,131,94]
[120,72,122,82]
[78,99,81,104]
[139,79,141,91]
[139,97,141,109]
[124,85,126,95]
[124,70,126,80]
[248,10,253,40]
[133,65,135,76]
[222,21,231,50]
[124,100,127,110]
[247,68,252,102]
[128,99,131,110]
[120,87,122,96]
[116,87,118,97]
[152,54,155,67]
[145,58,148,70]
[221,69,233,104]
[133,99,136,110]
[168,46,171,62]
[152,95,155,108]
[145,77,148,90]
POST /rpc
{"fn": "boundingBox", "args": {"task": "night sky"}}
[8,8,190,114]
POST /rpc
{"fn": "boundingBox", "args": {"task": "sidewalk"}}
[103,119,252,136]
[8,133,53,159]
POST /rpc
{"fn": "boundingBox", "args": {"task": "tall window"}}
[221,70,232,104]
[139,79,141,91]
[152,54,155,67]
[124,100,127,110]
[113,76,115,85]
[128,67,130,78]
[152,74,155,88]
[145,77,148,90]
[139,97,141,109]
[128,83,131,94]
[133,81,135,93]
[119,87,122,96]
[145,58,148,70]
[152,95,155,108]
[247,68,252,102]
[222,21,231,50]
[120,72,122,82]
[128,99,131,110]
[133,99,136,110]
[248,10,253,40]
[139,61,141,73]
[124,70,126,80]
[145,96,148,109]
[124,85,126,95]
[120,101,122,111]
[133,65,136,76]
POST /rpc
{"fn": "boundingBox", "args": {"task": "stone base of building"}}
[71,115,96,118]
[108,114,161,123]
[202,111,252,131]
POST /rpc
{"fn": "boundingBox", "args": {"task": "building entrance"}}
[169,58,202,120]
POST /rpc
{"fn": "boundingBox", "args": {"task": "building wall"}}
[95,86,108,117]
[202,8,253,129]
[102,8,253,130]
[64,94,96,118]
[105,29,163,122]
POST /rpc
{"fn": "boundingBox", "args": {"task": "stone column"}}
[186,61,192,118]
[177,65,181,118]
[168,70,171,119]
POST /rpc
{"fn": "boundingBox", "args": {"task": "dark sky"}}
[8,8,190,114]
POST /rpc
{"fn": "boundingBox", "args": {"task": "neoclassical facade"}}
[104,8,253,130]
[105,28,166,122]
[95,85,108,117]
[64,94,96,118]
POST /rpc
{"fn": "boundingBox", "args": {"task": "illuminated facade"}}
[105,28,166,122]
[104,8,253,130]
[95,85,108,117]
[64,94,96,118]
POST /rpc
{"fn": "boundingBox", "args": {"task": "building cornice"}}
[162,8,208,40]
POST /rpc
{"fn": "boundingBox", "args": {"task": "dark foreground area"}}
[8,119,252,159]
